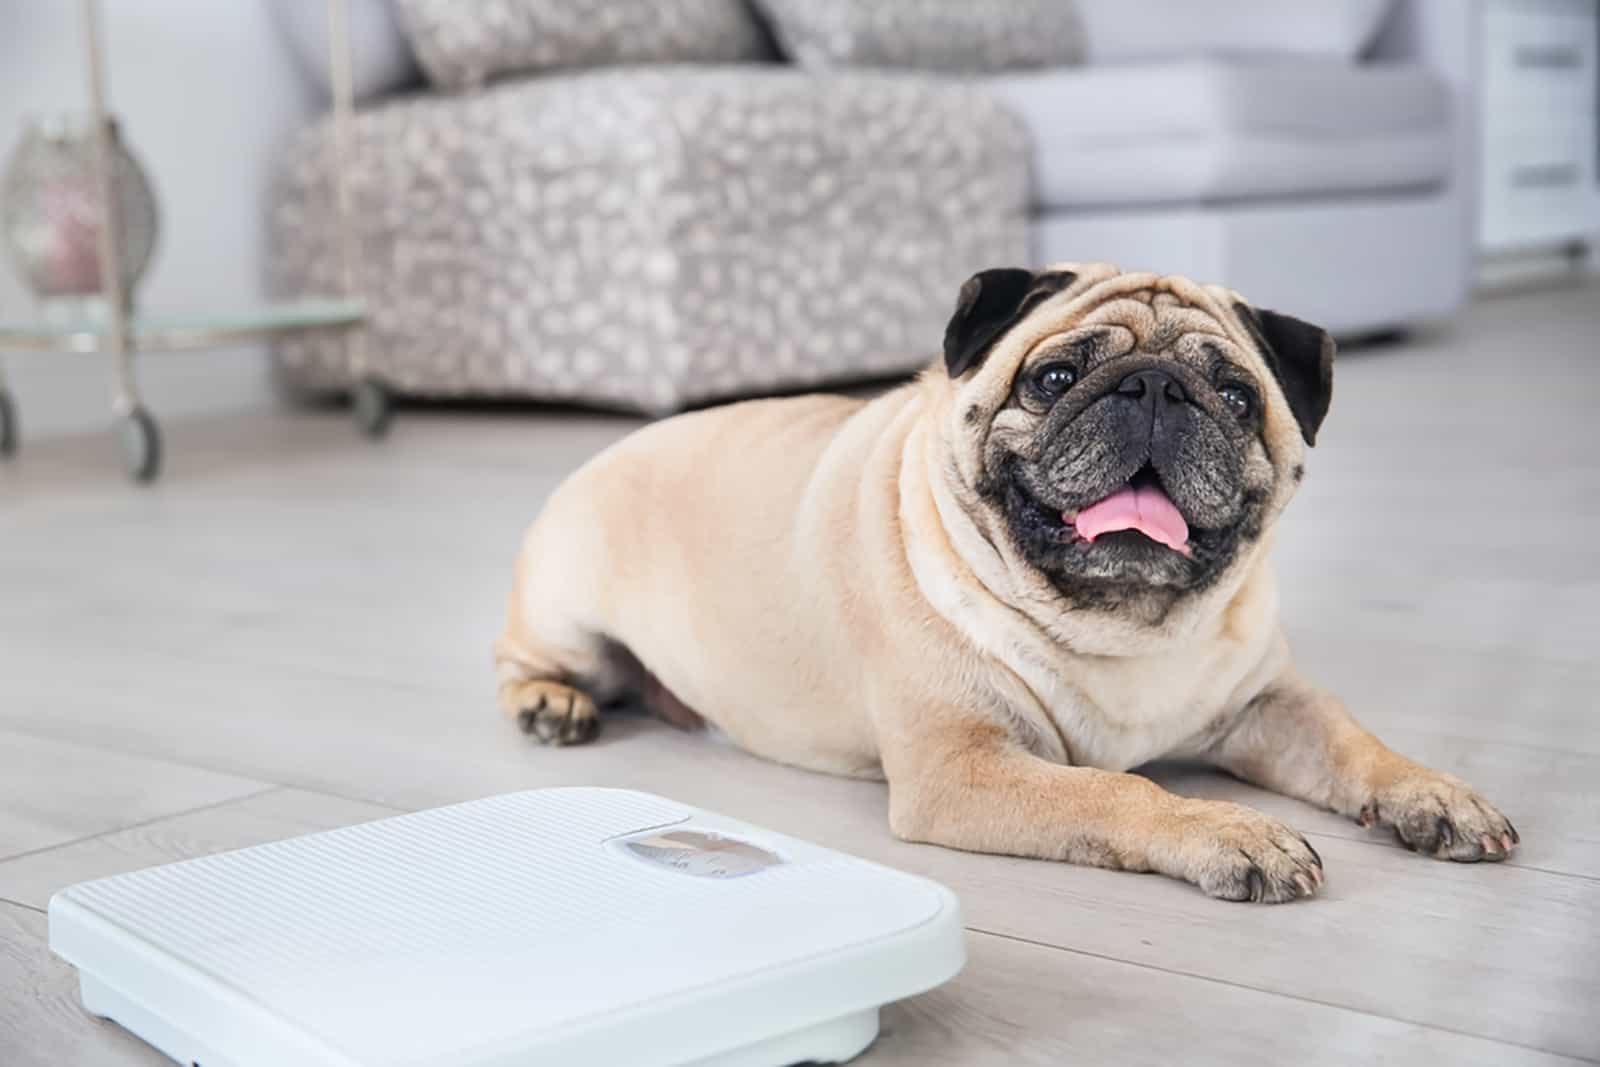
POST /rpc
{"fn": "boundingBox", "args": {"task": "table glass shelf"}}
[0,299,364,353]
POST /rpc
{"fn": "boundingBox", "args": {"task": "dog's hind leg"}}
[495,645,601,746]
[494,559,612,746]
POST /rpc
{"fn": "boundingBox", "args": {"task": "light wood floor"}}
[2,284,1597,1065]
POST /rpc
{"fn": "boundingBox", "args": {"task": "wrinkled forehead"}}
[1078,288,1229,352]
[1000,269,1261,373]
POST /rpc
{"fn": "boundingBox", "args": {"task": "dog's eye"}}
[1218,385,1253,419]
[1034,364,1077,398]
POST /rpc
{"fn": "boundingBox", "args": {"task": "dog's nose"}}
[1117,369,1189,410]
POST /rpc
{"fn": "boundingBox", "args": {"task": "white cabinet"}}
[1477,0,1600,252]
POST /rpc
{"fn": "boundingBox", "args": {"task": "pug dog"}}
[495,263,1517,902]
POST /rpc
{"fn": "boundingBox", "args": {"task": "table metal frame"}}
[0,0,383,483]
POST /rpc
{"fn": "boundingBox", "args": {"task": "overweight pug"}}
[496,263,1517,902]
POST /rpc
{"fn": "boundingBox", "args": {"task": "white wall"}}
[0,0,316,438]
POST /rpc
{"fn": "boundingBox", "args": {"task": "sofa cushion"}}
[1074,0,1394,63]
[396,0,770,89]
[268,68,1029,410]
[752,0,1084,72]
[984,58,1451,208]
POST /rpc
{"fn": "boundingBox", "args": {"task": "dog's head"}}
[938,263,1333,619]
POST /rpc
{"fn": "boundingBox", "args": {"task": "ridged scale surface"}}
[61,789,944,1063]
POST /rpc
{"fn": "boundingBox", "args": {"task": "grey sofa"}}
[267,0,1470,413]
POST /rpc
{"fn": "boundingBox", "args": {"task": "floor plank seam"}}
[0,720,286,799]
[0,785,285,869]
[963,925,1598,1063]
[0,724,411,840]
[1492,861,1600,884]
[1,637,474,703]
[1293,826,1597,882]
[0,896,47,915]
[1287,632,1599,676]
[169,776,412,820]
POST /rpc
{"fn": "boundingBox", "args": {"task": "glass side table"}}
[0,0,377,483]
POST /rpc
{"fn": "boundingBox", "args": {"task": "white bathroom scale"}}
[49,788,965,1066]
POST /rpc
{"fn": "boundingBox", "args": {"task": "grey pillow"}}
[396,0,770,89]
[753,0,1085,72]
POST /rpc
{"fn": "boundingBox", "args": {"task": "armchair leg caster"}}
[352,377,392,439]
[118,406,162,484]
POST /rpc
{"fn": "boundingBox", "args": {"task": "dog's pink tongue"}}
[1073,484,1191,556]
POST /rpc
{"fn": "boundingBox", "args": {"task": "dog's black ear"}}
[1233,303,1335,446]
[944,268,1076,378]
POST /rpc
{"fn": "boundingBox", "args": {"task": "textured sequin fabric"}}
[396,0,771,89]
[755,0,1085,72]
[268,68,1029,412]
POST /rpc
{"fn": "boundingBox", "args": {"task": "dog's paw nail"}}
[1192,806,1323,903]
[1375,778,1515,863]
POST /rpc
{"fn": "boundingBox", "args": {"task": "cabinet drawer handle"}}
[1512,45,1584,69]
[1509,162,1580,188]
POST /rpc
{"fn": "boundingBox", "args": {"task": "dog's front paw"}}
[1359,772,1517,861]
[1178,800,1324,903]
[502,679,600,746]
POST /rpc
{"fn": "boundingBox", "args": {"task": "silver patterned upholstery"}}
[268,67,1029,412]
[753,0,1085,72]
[395,0,771,89]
